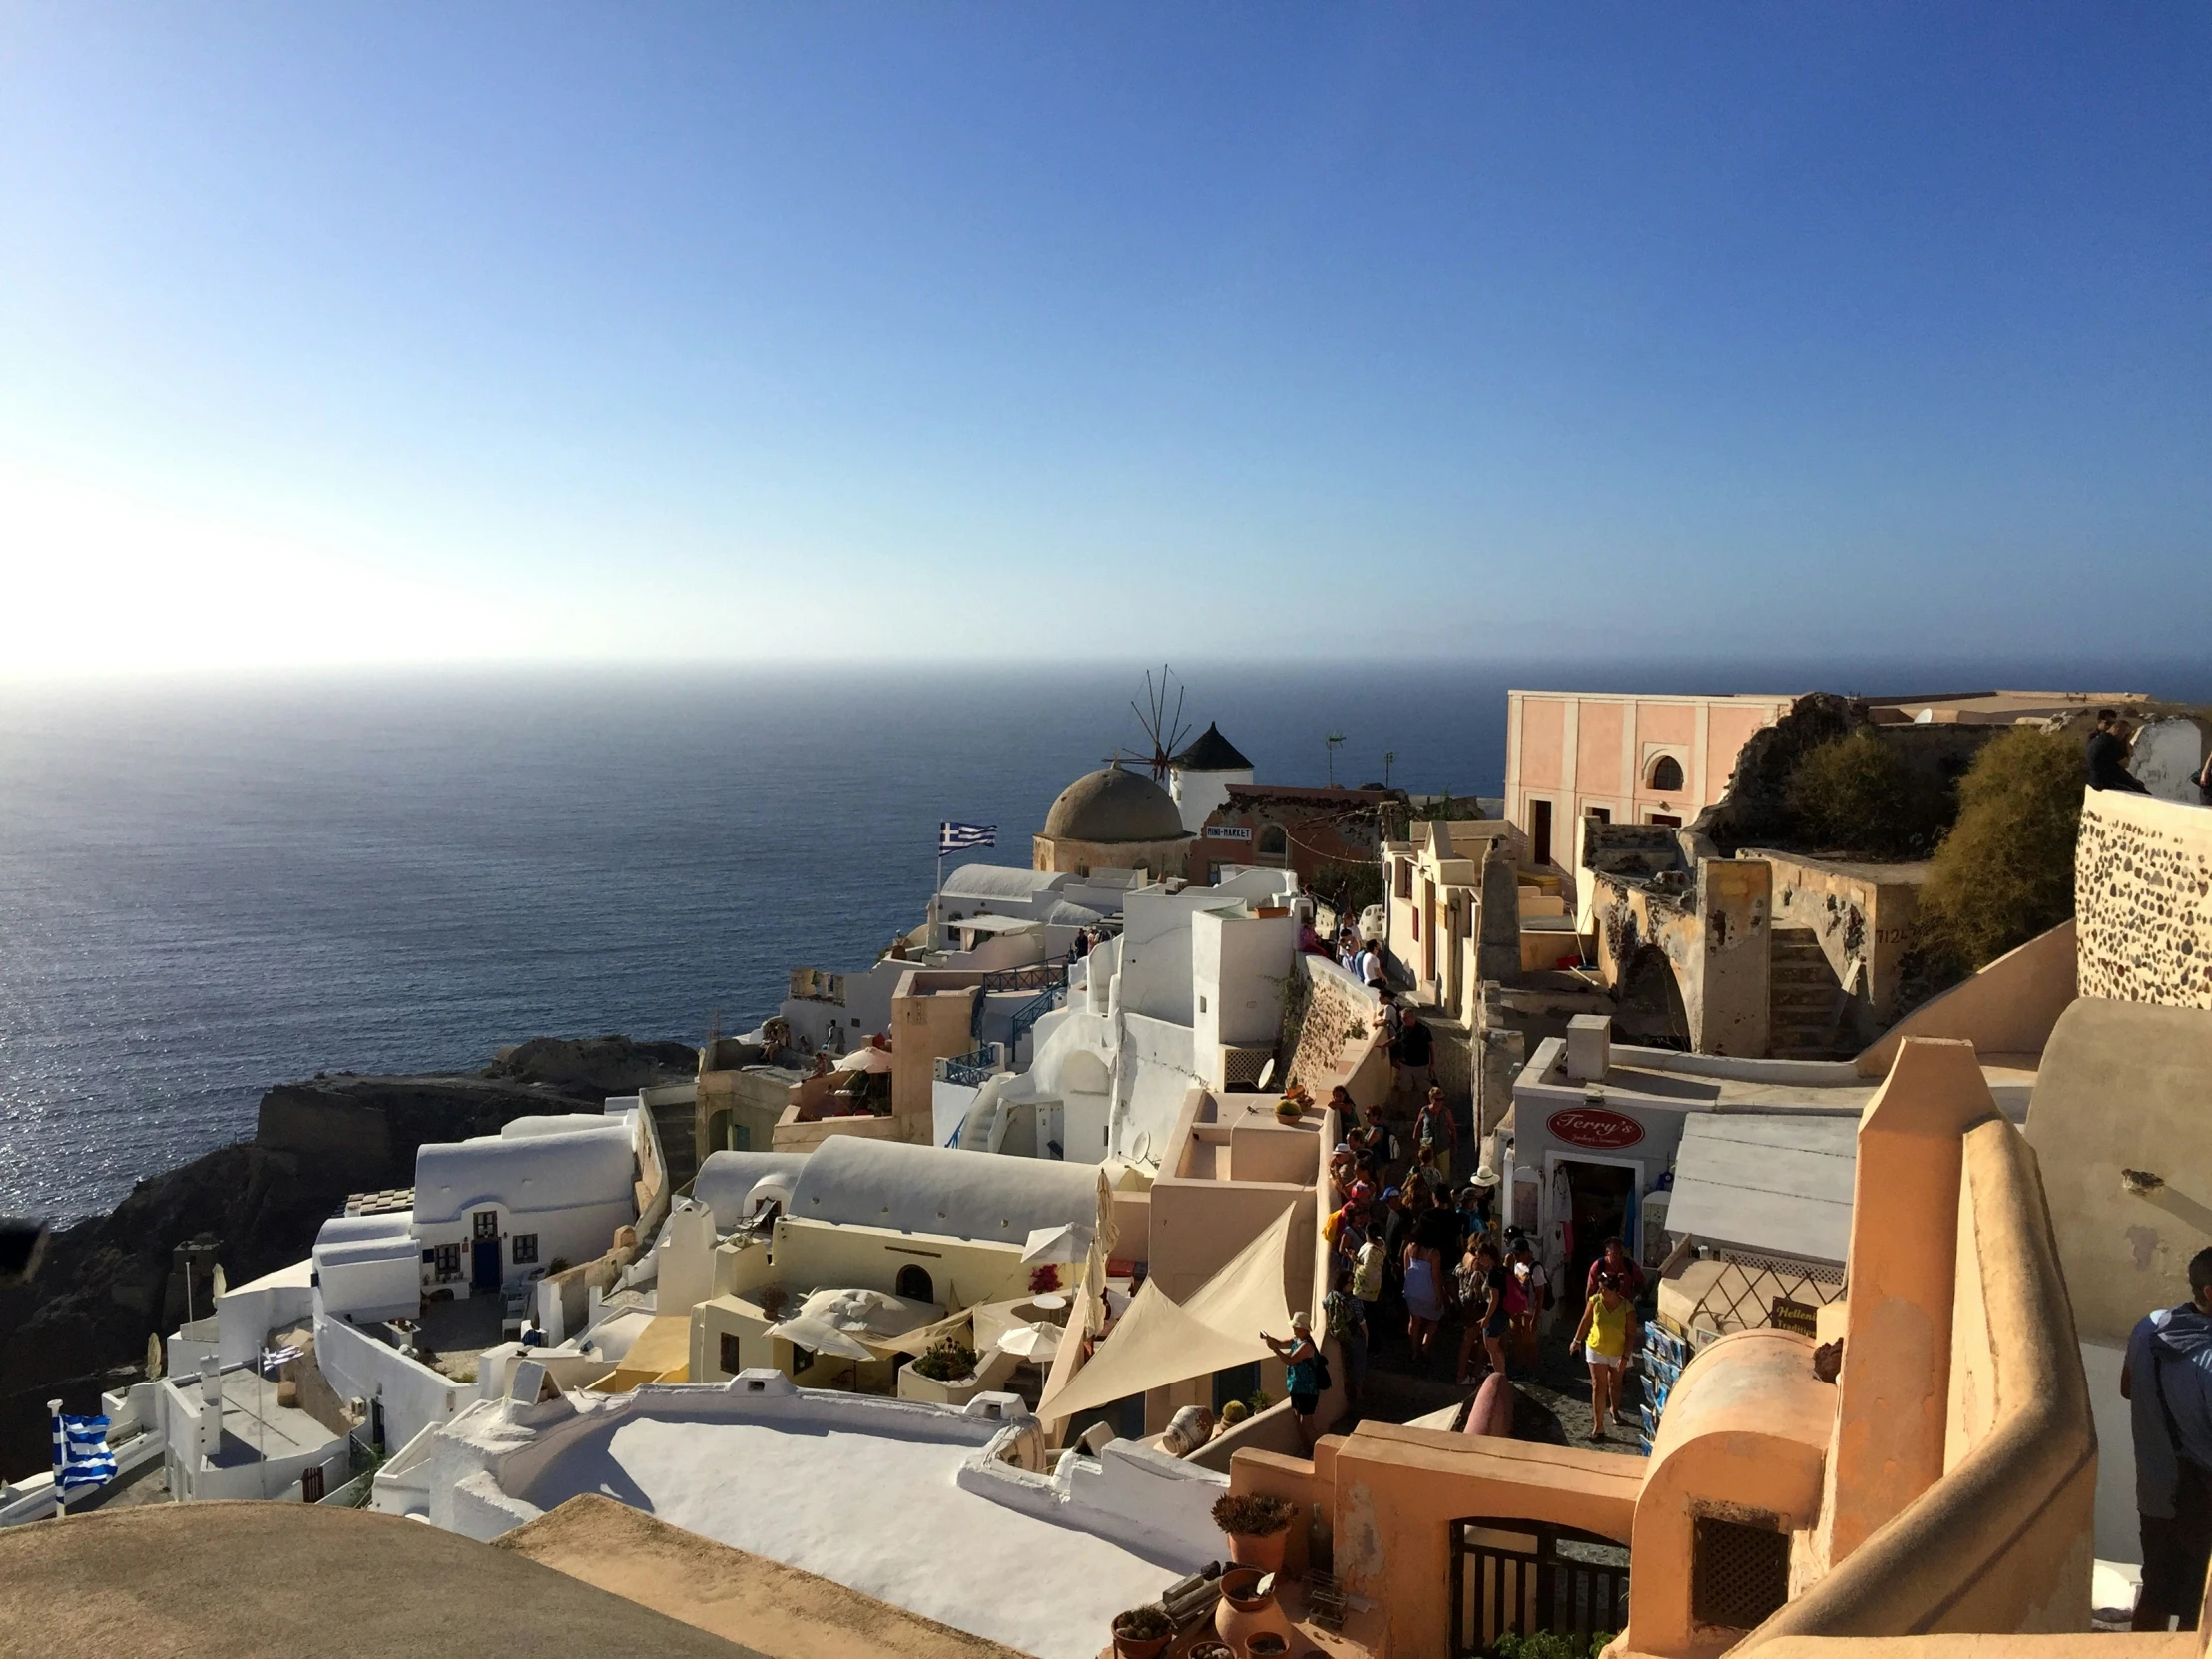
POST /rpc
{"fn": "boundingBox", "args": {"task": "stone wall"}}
[2076,790,2212,1010]
[1286,959,1373,1096]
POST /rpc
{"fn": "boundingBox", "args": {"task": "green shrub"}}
[1309,859,1382,920]
[1211,1491,1299,1537]
[911,1338,980,1382]
[1784,731,1948,856]
[1484,1629,1615,1658]
[1916,727,2084,976]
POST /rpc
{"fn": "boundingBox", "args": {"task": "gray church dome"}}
[1041,766,1189,844]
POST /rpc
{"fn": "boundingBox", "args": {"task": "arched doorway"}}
[895,1264,935,1304]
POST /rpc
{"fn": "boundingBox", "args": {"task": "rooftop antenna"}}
[1130,666,1192,783]
[1325,732,1347,787]
[1383,750,1396,788]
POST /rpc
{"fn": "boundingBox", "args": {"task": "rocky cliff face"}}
[0,1036,698,1482]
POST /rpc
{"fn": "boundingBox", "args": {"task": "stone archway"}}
[1615,944,1691,1050]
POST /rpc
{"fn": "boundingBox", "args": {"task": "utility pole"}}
[1325,732,1346,787]
[1383,750,1396,788]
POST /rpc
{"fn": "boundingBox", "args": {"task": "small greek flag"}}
[261,1344,303,1375]
[939,821,996,853]
[53,1412,115,1490]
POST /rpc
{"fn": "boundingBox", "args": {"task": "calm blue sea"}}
[3,658,2202,1222]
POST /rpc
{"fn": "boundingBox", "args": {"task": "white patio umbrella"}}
[996,1322,1062,1363]
[835,1047,894,1075]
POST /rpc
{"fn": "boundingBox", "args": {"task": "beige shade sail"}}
[1036,1206,1298,1428]
[1037,1281,1099,1431]
[866,1308,976,1358]
[1180,1204,1299,1338]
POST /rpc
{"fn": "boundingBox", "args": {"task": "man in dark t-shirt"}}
[1395,1007,1434,1103]
[2088,709,2151,794]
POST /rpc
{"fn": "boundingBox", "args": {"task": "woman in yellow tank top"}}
[1570,1274,1640,1442]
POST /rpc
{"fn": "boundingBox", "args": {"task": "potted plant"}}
[897,1337,987,1405]
[1111,1603,1174,1659]
[1212,1491,1299,1573]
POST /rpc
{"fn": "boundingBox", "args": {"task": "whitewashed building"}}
[407,1115,637,1301]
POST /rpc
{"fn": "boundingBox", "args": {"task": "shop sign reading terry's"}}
[1547,1106,1645,1151]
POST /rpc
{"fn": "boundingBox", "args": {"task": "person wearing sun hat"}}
[1264,1312,1326,1450]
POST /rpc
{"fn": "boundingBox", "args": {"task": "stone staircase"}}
[1768,927,1850,1060]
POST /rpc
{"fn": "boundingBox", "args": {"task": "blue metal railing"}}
[1006,983,1065,1054]
[970,959,1070,1037]
[938,1048,999,1088]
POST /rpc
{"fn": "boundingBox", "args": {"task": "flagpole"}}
[47,1397,63,1520]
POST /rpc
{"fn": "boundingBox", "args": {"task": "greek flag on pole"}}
[261,1344,303,1375]
[939,822,996,854]
[53,1412,115,1489]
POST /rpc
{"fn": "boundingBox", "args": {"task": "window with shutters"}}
[511,1233,538,1265]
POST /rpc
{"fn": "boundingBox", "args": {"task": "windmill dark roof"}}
[1169,722,1253,773]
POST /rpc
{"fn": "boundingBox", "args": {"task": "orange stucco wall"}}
[1628,1328,1835,1657]
[1747,1086,2095,1645]
[1706,705,1772,797]
[1579,701,1626,797]
[1522,697,1566,790]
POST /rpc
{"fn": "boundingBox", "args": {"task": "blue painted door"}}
[472,1239,501,1290]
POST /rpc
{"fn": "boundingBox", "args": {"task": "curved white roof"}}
[787,1136,1109,1247]
[941,865,1066,901]
[413,1121,635,1226]
[315,1212,414,1247]
[694,1151,814,1230]
[312,1209,418,1269]
[498,1114,625,1140]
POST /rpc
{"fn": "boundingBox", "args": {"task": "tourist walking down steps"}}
[2125,1248,2212,1631]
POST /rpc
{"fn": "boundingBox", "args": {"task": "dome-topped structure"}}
[1042,766,1187,844]
[1033,764,1194,878]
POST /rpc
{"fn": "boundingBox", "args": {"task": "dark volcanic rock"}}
[0,1035,698,1481]
[480,1035,700,1102]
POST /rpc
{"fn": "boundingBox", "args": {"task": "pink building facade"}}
[1503,690,1798,866]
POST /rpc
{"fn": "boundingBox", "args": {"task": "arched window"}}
[1647,754,1685,793]
[1258,825,1289,859]
[895,1264,935,1304]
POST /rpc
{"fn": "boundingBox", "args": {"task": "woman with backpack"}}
[1264,1312,1329,1450]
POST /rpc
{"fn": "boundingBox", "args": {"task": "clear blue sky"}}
[3,5,2206,674]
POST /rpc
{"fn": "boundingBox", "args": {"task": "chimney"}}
[1565,1015,1612,1084]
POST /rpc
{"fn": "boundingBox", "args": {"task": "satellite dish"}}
[212,1263,228,1299]
[146,1333,164,1382]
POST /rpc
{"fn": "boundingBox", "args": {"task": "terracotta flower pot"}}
[1112,1632,1171,1659]
[1216,1569,1296,1654]
[1245,1635,1291,1659]
[1226,1527,1288,1573]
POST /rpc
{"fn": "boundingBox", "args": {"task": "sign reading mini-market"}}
[1547,1106,1646,1150]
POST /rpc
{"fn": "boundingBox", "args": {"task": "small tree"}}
[1784,730,1948,857]
[1916,727,2084,976]
[1309,860,1382,919]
